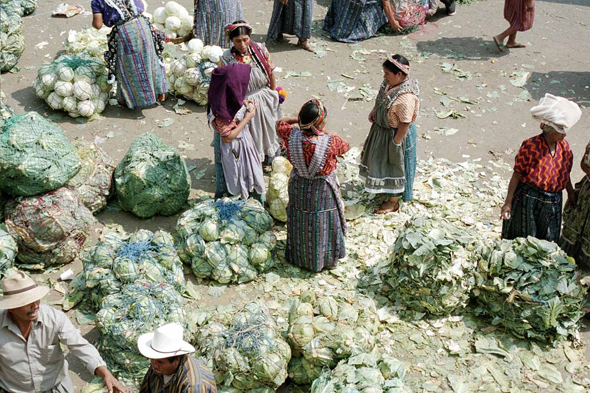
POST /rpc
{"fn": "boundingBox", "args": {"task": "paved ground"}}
[1,0,589,390]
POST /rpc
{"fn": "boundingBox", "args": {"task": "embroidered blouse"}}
[91,0,144,27]
[231,44,275,70]
[277,121,350,176]
[386,92,419,128]
[514,134,573,193]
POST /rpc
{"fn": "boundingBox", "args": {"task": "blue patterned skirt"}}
[323,0,387,43]
[267,0,314,40]
[193,0,244,48]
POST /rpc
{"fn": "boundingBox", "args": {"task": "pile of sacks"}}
[286,290,380,385]
[167,38,223,106]
[175,198,276,284]
[0,5,26,73]
[34,54,110,119]
[195,302,291,392]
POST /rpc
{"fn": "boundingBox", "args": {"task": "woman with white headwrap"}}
[501,94,582,242]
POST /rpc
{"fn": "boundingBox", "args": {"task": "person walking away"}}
[560,140,590,267]
[138,323,216,392]
[360,54,420,214]
[501,94,582,242]
[92,0,168,109]
[193,0,243,48]
[276,99,350,272]
[0,271,126,393]
[493,0,535,51]
[267,0,314,52]
[221,21,282,165]
[208,63,265,201]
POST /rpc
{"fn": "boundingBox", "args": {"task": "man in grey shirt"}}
[0,271,127,393]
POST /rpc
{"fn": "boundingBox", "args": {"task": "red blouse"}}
[277,121,350,176]
[514,134,573,192]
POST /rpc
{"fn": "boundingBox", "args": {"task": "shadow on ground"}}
[525,71,590,106]
[416,36,510,60]
[538,0,590,6]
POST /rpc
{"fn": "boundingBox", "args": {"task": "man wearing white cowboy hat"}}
[0,271,127,393]
[137,322,216,392]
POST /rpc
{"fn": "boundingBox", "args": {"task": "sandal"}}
[374,200,400,215]
[493,36,504,52]
[297,39,315,53]
[506,42,526,49]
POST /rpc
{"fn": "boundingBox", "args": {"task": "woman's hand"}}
[501,203,512,220]
[368,108,376,123]
[389,20,403,32]
[244,100,258,120]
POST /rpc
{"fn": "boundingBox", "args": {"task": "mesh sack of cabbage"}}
[0,224,17,279]
[266,157,292,222]
[0,5,25,73]
[311,352,409,393]
[166,39,222,106]
[0,0,36,17]
[96,280,187,385]
[196,302,291,391]
[0,90,14,124]
[175,198,276,284]
[472,236,586,343]
[4,187,94,269]
[0,112,81,197]
[385,216,483,316]
[286,290,380,385]
[152,1,193,39]
[115,133,190,218]
[34,54,111,119]
[75,227,186,309]
[63,26,111,59]
[67,140,115,214]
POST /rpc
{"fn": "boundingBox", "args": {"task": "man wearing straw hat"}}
[0,271,126,393]
[138,323,217,392]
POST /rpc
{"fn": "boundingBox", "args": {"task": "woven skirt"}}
[560,176,590,268]
[502,182,562,242]
[286,175,346,272]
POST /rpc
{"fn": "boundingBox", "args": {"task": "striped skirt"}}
[323,0,387,43]
[504,0,535,32]
[267,0,314,40]
[194,0,244,48]
[286,174,346,272]
[115,18,167,109]
[502,182,562,242]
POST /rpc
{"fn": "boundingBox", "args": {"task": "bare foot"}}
[374,201,400,214]
[506,42,526,48]
[297,39,315,53]
[493,36,504,52]
[158,94,166,102]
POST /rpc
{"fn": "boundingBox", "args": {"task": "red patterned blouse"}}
[514,134,573,193]
[277,121,350,176]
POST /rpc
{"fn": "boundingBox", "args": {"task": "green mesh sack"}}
[0,0,36,17]
[0,90,14,125]
[67,141,115,213]
[0,224,17,279]
[0,112,81,196]
[175,198,275,284]
[115,133,190,218]
[79,227,186,309]
[4,187,94,268]
[196,302,291,391]
[96,280,188,385]
[0,6,25,73]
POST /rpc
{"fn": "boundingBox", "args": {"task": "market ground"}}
[1,0,590,390]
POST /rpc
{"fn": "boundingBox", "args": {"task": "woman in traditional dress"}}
[560,141,590,268]
[208,63,265,200]
[323,0,387,43]
[193,0,243,48]
[267,0,314,52]
[493,0,535,51]
[359,54,419,214]
[92,0,167,109]
[382,0,455,34]
[220,21,282,164]
[277,99,350,272]
[501,94,581,242]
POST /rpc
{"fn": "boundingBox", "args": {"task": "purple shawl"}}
[208,63,251,123]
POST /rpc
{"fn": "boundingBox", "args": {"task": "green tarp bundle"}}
[4,187,94,268]
[196,302,291,391]
[115,133,190,218]
[1,0,36,17]
[97,280,188,385]
[0,5,25,73]
[67,141,115,213]
[0,112,81,197]
[386,216,483,315]
[176,198,276,284]
[473,236,585,343]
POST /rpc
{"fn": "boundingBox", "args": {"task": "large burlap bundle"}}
[0,6,25,73]
[4,187,94,268]
[67,141,115,213]
[115,133,190,218]
[0,112,81,196]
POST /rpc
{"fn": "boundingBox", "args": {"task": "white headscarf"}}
[530,93,582,134]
